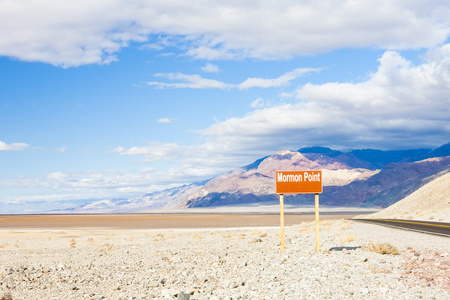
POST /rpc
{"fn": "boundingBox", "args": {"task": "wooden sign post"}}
[279,193,285,252]
[315,193,320,252]
[275,170,323,253]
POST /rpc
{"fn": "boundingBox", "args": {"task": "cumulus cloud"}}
[199,46,450,150]
[296,49,450,122]
[0,141,30,151]
[2,1,450,66]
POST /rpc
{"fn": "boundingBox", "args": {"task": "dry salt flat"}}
[1,219,449,300]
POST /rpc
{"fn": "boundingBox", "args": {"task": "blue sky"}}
[1,1,450,205]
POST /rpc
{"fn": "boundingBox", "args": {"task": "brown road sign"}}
[275,170,322,194]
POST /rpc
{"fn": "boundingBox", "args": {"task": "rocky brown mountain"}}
[177,148,450,209]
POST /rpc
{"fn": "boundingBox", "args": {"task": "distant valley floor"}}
[0,212,365,231]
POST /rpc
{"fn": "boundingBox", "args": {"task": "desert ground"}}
[1,211,449,299]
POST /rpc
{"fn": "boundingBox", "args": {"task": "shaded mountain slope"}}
[324,156,450,207]
[357,170,450,222]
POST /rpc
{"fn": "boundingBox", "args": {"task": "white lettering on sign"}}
[277,171,321,183]
[277,172,303,182]
[304,171,320,182]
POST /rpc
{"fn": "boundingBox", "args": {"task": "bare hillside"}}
[357,170,450,222]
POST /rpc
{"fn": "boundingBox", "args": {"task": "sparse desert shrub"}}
[340,234,357,243]
[222,233,237,238]
[193,233,204,239]
[0,291,12,300]
[250,238,262,244]
[320,220,334,230]
[301,228,312,234]
[321,219,334,226]
[363,243,399,255]
[103,243,113,251]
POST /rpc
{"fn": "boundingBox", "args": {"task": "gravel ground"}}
[1,219,449,299]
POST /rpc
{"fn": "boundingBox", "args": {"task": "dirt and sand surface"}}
[1,209,449,299]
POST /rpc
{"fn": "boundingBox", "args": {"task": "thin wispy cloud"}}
[147,68,319,90]
[157,118,173,124]
[56,147,67,153]
[201,63,220,73]
[237,68,319,89]
[148,73,232,89]
[250,98,266,108]
[0,169,182,203]
[112,142,182,162]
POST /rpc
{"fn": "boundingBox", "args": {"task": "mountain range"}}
[61,142,450,214]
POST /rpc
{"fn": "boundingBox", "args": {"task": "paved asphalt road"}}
[353,219,450,237]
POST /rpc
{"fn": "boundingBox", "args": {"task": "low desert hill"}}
[356,169,450,222]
